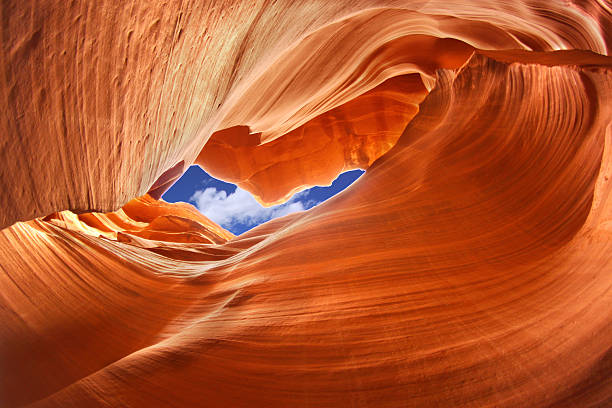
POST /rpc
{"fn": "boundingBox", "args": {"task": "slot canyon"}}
[0,1,611,407]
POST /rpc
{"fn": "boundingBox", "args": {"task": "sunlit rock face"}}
[197,74,430,205]
[1,1,611,407]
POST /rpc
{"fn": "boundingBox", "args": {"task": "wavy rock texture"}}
[196,73,430,204]
[1,0,611,226]
[1,1,612,407]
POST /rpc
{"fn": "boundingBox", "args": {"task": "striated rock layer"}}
[1,1,612,407]
[1,0,611,227]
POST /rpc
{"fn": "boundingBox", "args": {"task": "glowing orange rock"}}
[0,1,611,408]
[44,193,233,244]
[1,2,609,228]
[197,74,429,204]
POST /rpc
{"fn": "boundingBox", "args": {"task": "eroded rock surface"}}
[1,1,611,407]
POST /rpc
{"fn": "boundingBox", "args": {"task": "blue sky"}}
[162,166,364,235]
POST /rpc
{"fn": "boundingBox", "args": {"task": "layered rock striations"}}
[1,1,611,407]
[1,1,610,228]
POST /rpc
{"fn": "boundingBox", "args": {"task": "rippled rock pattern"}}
[1,1,611,407]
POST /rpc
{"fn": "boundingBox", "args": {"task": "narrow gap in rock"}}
[162,165,364,235]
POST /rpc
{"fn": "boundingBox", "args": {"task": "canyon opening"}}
[1,2,611,408]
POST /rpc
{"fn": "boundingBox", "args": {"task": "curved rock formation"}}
[1,1,610,227]
[197,73,429,204]
[1,1,611,407]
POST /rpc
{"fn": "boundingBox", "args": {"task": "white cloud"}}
[190,187,308,230]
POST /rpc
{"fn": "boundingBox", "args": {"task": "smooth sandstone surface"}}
[197,73,430,205]
[1,1,611,407]
[1,0,611,226]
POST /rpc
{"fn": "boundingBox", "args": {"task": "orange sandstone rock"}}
[0,1,611,408]
[197,74,429,205]
[1,1,610,227]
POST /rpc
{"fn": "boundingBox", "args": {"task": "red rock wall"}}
[1,1,611,407]
[1,1,610,227]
